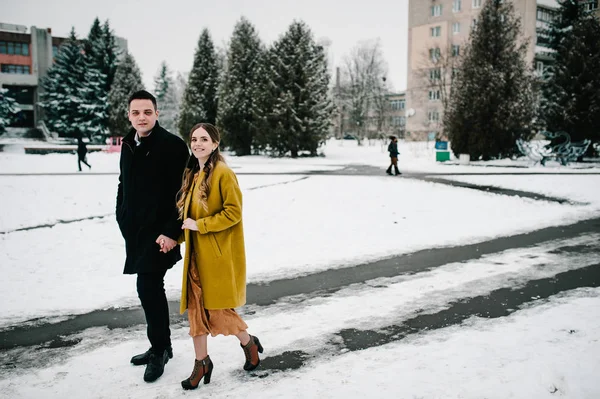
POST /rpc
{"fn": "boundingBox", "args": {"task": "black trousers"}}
[78,155,91,171]
[136,271,171,352]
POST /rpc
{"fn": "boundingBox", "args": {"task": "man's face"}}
[128,99,158,135]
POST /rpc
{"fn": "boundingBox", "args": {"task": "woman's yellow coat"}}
[179,161,246,313]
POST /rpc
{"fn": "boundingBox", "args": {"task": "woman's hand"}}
[182,218,199,231]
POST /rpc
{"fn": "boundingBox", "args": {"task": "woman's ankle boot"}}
[181,355,213,390]
[241,335,263,371]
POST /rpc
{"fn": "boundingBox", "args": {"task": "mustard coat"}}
[179,161,246,313]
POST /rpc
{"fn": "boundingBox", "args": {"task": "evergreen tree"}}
[107,51,145,135]
[153,61,179,133]
[445,0,536,160]
[40,28,87,137]
[217,17,263,155]
[257,21,333,157]
[80,18,123,140]
[541,1,600,148]
[178,29,219,138]
[0,88,20,135]
[83,18,103,65]
[101,20,120,88]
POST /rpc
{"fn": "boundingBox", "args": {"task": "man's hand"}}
[156,234,177,253]
[182,218,200,231]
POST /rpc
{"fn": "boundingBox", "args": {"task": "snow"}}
[2,170,599,326]
[537,0,560,8]
[1,138,599,398]
[2,280,599,398]
[1,138,599,175]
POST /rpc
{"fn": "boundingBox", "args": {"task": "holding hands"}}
[182,218,199,232]
[156,234,177,253]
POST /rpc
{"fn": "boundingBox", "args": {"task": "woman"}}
[386,135,401,176]
[175,123,263,390]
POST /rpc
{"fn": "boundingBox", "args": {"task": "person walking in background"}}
[175,122,263,390]
[115,90,189,383]
[76,135,91,171]
[386,135,401,175]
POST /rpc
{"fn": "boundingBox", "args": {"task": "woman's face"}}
[190,127,218,161]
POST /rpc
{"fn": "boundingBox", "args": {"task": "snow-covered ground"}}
[2,171,599,327]
[1,138,599,175]
[1,139,599,398]
[1,241,599,398]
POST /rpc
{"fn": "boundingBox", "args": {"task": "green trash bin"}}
[436,151,450,162]
[434,141,450,162]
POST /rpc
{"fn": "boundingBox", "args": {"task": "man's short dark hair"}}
[128,90,157,110]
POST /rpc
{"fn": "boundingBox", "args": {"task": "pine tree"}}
[107,51,145,135]
[76,18,121,140]
[217,18,263,155]
[445,0,536,160]
[178,28,220,139]
[101,20,120,88]
[541,1,600,148]
[257,21,333,157]
[0,88,20,135]
[40,28,87,137]
[153,61,178,133]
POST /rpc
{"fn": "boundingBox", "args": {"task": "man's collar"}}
[134,130,152,146]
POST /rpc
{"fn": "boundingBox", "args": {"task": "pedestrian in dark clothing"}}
[77,136,91,171]
[386,136,401,175]
[115,90,189,383]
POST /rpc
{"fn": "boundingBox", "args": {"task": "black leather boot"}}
[131,346,173,366]
[143,349,170,382]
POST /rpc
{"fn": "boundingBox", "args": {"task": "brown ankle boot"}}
[181,355,213,390]
[240,335,263,371]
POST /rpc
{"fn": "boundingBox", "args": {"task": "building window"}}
[453,0,462,12]
[452,45,461,56]
[0,41,29,56]
[390,116,406,126]
[1,64,31,74]
[390,99,406,110]
[428,110,440,123]
[52,45,59,57]
[431,4,442,16]
[431,26,442,37]
[4,86,35,104]
[429,47,442,61]
[430,68,442,81]
[584,1,598,11]
[429,90,441,101]
[536,61,544,75]
[453,22,461,34]
[472,0,482,8]
[2,64,25,74]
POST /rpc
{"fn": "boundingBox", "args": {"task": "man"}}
[386,136,401,176]
[76,134,91,171]
[116,90,189,382]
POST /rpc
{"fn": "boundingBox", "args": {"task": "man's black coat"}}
[116,122,189,274]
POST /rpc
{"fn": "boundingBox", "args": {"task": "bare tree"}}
[338,39,388,145]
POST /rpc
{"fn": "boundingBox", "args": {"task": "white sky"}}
[2,0,410,92]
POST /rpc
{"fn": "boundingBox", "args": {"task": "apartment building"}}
[0,22,127,131]
[405,0,597,140]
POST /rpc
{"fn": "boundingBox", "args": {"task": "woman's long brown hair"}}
[177,123,225,219]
